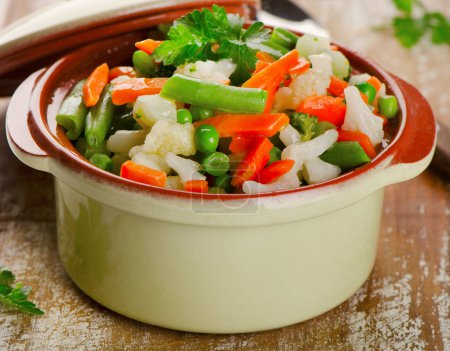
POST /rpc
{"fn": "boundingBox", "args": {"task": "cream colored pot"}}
[5,11,436,334]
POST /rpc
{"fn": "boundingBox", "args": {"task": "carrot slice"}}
[254,60,271,74]
[288,57,310,76]
[327,75,370,104]
[367,76,382,92]
[338,130,377,159]
[109,66,135,81]
[231,137,273,188]
[111,78,168,105]
[184,180,209,193]
[297,96,347,127]
[256,51,275,63]
[194,113,289,138]
[258,159,295,184]
[83,63,109,107]
[120,161,167,187]
[243,49,299,89]
[135,39,163,55]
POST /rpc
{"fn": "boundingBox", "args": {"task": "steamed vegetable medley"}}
[56,5,399,194]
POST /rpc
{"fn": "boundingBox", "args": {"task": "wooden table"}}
[1,0,449,349]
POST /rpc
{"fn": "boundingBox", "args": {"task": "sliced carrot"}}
[367,76,382,92]
[120,161,167,187]
[288,57,310,76]
[194,113,289,138]
[328,76,349,98]
[243,49,299,89]
[338,130,377,159]
[109,66,136,81]
[111,78,168,105]
[264,75,283,113]
[231,137,273,188]
[135,39,163,55]
[256,51,275,63]
[254,60,271,74]
[328,75,369,103]
[257,159,295,184]
[229,136,268,154]
[184,180,209,193]
[83,63,109,107]
[297,96,347,127]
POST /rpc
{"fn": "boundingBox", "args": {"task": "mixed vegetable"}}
[56,5,399,194]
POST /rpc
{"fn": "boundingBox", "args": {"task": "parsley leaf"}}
[153,5,270,85]
[425,12,450,44]
[392,16,426,47]
[0,268,44,316]
[393,0,416,14]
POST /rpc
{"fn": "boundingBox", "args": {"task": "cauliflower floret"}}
[175,59,236,83]
[342,86,384,145]
[133,94,177,128]
[309,53,333,79]
[106,129,148,154]
[132,152,171,173]
[274,69,330,111]
[302,158,341,184]
[143,120,196,156]
[279,124,302,146]
[164,152,206,183]
[281,129,338,165]
[349,73,371,86]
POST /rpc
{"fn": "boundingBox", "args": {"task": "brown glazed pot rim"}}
[6,5,436,201]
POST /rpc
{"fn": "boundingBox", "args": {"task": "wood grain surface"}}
[1,0,449,350]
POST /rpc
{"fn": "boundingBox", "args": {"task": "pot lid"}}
[0,0,258,96]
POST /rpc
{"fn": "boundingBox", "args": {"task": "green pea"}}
[268,146,282,165]
[355,82,377,104]
[378,95,399,119]
[195,124,219,154]
[89,153,114,172]
[190,105,214,121]
[214,173,233,193]
[177,108,193,124]
[202,152,230,176]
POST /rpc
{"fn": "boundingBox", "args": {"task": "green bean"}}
[313,121,336,137]
[110,108,134,133]
[56,80,88,140]
[378,95,399,119]
[85,85,116,149]
[271,28,299,49]
[161,74,267,114]
[89,153,114,172]
[85,140,110,160]
[320,142,371,170]
[249,40,289,59]
[111,154,130,175]
[133,50,158,77]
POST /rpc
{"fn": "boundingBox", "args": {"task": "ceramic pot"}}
[6,14,436,333]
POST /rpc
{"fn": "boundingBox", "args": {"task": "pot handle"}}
[6,69,51,172]
[380,75,436,185]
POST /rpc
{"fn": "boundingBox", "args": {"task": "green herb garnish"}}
[153,5,271,85]
[378,0,450,48]
[0,268,44,315]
